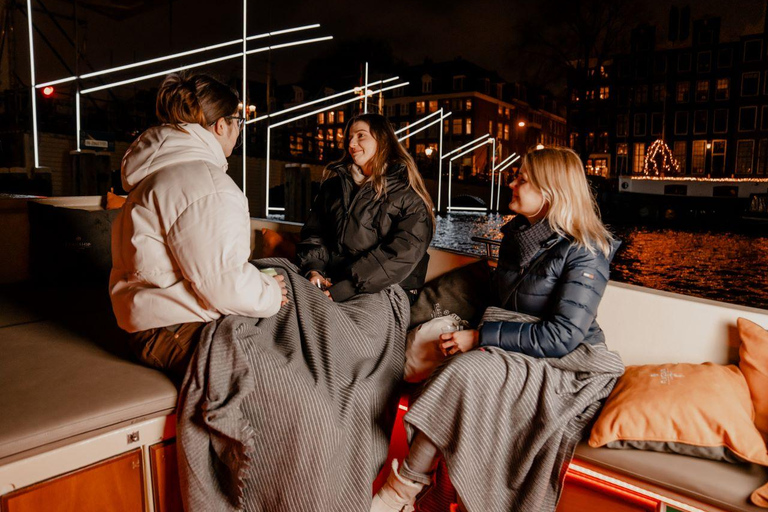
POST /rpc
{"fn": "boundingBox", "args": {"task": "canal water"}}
[432,213,768,310]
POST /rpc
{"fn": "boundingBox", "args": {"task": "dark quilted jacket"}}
[480,227,620,358]
[296,162,433,302]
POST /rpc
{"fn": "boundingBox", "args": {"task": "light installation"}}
[643,139,680,176]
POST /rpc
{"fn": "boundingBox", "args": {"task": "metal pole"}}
[25,0,39,168]
[265,127,271,213]
[363,62,368,114]
[490,139,496,211]
[241,0,247,195]
[438,109,443,213]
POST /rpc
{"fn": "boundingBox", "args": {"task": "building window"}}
[693,110,708,134]
[673,141,687,174]
[634,85,648,104]
[713,109,728,133]
[697,51,712,73]
[758,139,768,174]
[695,80,709,102]
[739,106,758,131]
[496,83,504,98]
[465,118,472,135]
[678,53,692,72]
[488,121,493,135]
[416,101,425,115]
[497,123,503,140]
[652,83,666,102]
[317,113,325,124]
[651,112,663,136]
[744,40,763,62]
[676,82,690,103]
[498,104,503,116]
[453,75,465,91]
[327,111,335,123]
[422,75,432,93]
[654,55,667,75]
[711,140,726,174]
[633,143,645,173]
[504,124,510,140]
[585,90,595,100]
[336,128,343,148]
[674,111,689,135]
[386,105,396,117]
[465,99,472,111]
[616,143,628,175]
[736,140,755,174]
[401,103,409,116]
[692,140,707,174]
[452,118,462,135]
[505,108,510,118]
[762,105,768,131]
[444,119,449,134]
[338,111,345,123]
[634,114,647,136]
[429,100,438,113]
[617,115,629,137]
[599,86,610,100]
[716,78,729,100]
[742,72,760,96]
[717,48,733,68]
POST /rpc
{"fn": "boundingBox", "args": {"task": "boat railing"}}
[471,236,501,260]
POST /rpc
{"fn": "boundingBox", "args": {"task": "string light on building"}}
[643,139,679,176]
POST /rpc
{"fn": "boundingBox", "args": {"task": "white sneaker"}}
[370,460,425,512]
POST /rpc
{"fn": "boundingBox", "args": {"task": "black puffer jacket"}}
[480,227,620,358]
[297,162,433,302]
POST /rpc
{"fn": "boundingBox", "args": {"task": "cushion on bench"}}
[0,321,177,460]
[574,444,768,512]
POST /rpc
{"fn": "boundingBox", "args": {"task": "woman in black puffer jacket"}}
[296,113,434,304]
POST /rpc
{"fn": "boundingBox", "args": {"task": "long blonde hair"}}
[324,113,435,228]
[523,147,614,257]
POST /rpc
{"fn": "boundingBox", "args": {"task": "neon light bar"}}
[364,62,369,114]
[269,81,408,129]
[246,36,333,55]
[447,207,487,211]
[75,92,81,152]
[37,24,321,88]
[26,0,39,167]
[394,109,444,134]
[247,77,399,124]
[246,24,320,41]
[442,133,491,159]
[450,138,492,161]
[241,0,247,195]
[80,35,332,95]
[397,112,451,142]
[268,207,286,212]
[497,155,520,173]
[496,152,517,169]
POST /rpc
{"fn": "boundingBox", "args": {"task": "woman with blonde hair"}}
[297,113,434,304]
[372,146,624,512]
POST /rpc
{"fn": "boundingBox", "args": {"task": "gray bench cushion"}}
[575,444,768,512]
[0,321,177,460]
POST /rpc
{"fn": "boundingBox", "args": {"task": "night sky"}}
[15,0,768,93]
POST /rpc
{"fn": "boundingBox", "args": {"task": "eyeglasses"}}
[209,116,245,131]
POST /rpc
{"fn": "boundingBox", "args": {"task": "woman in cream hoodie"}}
[110,73,286,382]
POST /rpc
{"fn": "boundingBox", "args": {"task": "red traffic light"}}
[42,86,54,97]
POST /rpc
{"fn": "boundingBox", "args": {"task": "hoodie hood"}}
[121,123,228,192]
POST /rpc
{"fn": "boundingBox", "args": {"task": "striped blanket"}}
[177,258,409,512]
[406,335,624,512]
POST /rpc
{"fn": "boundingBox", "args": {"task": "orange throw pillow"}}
[589,363,768,507]
[106,191,126,210]
[739,318,768,440]
[260,228,298,260]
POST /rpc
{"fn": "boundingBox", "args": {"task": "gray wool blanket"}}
[176,258,410,512]
[406,332,624,512]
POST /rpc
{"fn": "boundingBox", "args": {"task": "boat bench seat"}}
[0,284,177,463]
[574,444,768,512]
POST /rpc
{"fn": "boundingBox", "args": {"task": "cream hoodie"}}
[110,123,282,332]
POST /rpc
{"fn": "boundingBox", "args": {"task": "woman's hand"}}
[274,274,289,306]
[308,271,332,289]
[440,329,480,356]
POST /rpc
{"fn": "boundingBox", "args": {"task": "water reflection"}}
[433,213,768,310]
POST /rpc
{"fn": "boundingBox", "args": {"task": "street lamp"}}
[424,147,434,157]
[518,121,526,128]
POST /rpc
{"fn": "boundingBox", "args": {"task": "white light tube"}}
[247,76,398,124]
[364,62,369,114]
[75,92,81,152]
[241,0,247,196]
[442,133,491,159]
[394,109,444,134]
[80,35,332,95]
[497,154,521,173]
[268,81,408,129]
[37,24,321,87]
[450,138,492,161]
[447,206,487,211]
[246,36,333,55]
[26,0,39,168]
[397,112,451,142]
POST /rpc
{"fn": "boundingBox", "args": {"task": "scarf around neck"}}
[500,216,555,270]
